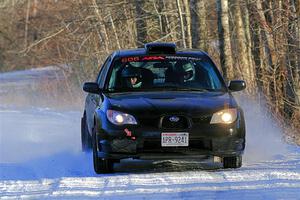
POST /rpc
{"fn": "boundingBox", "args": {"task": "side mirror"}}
[228,80,246,92]
[83,82,101,94]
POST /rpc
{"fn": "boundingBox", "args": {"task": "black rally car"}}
[81,43,246,173]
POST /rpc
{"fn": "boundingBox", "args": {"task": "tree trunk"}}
[216,0,234,80]
[123,1,136,48]
[176,0,186,48]
[164,0,178,41]
[233,0,256,93]
[92,0,109,53]
[24,0,31,49]
[243,0,255,82]
[32,0,38,17]
[183,0,192,48]
[152,1,172,41]
[153,1,164,36]
[109,11,121,50]
[256,0,277,68]
[295,0,300,109]
[135,0,147,45]
[191,0,207,50]
[288,0,300,110]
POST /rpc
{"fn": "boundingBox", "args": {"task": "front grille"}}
[192,115,211,124]
[160,116,189,130]
[138,117,159,127]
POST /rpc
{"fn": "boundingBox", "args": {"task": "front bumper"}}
[96,122,245,160]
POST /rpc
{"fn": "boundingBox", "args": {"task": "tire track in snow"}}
[1,166,300,199]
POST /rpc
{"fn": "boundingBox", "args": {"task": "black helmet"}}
[121,66,141,78]
[174,60,194,82]
[121,66,142,88]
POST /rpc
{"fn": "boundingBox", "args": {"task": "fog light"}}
[213,156,222,163]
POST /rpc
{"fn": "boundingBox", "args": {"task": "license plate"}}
[161,132,189,147]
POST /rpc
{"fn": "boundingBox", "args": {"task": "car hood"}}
[105,91,236,115]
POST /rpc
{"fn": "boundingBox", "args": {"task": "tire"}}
[81,115,92,152]
[223,155,242,168]
[92,128,114,174]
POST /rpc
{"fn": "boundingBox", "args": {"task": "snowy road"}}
[1,68,300,199]
[1,107,300,200]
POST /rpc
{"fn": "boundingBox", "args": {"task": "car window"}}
[106,55,225,92]
[97,56,112,88]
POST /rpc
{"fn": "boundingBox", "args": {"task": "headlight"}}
[106,110,137,125]
[210,108,237,124]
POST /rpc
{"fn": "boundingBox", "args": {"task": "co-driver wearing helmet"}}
[121,65,142,88]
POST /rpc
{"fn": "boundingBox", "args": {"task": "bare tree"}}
[176,0,186,48]
[24,0,31,49]
[216,0,234,80]
[255,0,276,68]
[92,0,110,54]
[191,0,207,50]
[232,0,256,93]
[135,0,147,45]
[242,0,255,83]
[183,0,192,48]
[163,0,179,42]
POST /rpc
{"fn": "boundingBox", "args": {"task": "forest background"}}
[0,0,299,141]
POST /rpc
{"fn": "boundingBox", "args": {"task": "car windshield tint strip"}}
[121,56,165,62]
[121,56,203,63]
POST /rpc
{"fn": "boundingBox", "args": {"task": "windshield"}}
[106,55,226,92]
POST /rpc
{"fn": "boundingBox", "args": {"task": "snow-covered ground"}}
[0,66,65,95]
[1,69,300,199]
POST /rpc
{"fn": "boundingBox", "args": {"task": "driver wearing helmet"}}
[182,61,195,82]
[121,65,142,88]
[174,60,195,83]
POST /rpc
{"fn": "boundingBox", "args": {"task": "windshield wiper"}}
[150,86,211,92]
[176,87,212,92]
[107,86,218,93]
[107,87,146,93]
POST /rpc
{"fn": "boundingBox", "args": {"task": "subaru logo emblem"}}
[169,116,180,122]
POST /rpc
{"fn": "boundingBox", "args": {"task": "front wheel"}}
[92,128,114,174]
[81,115,92,152]
[223,155,242,168]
